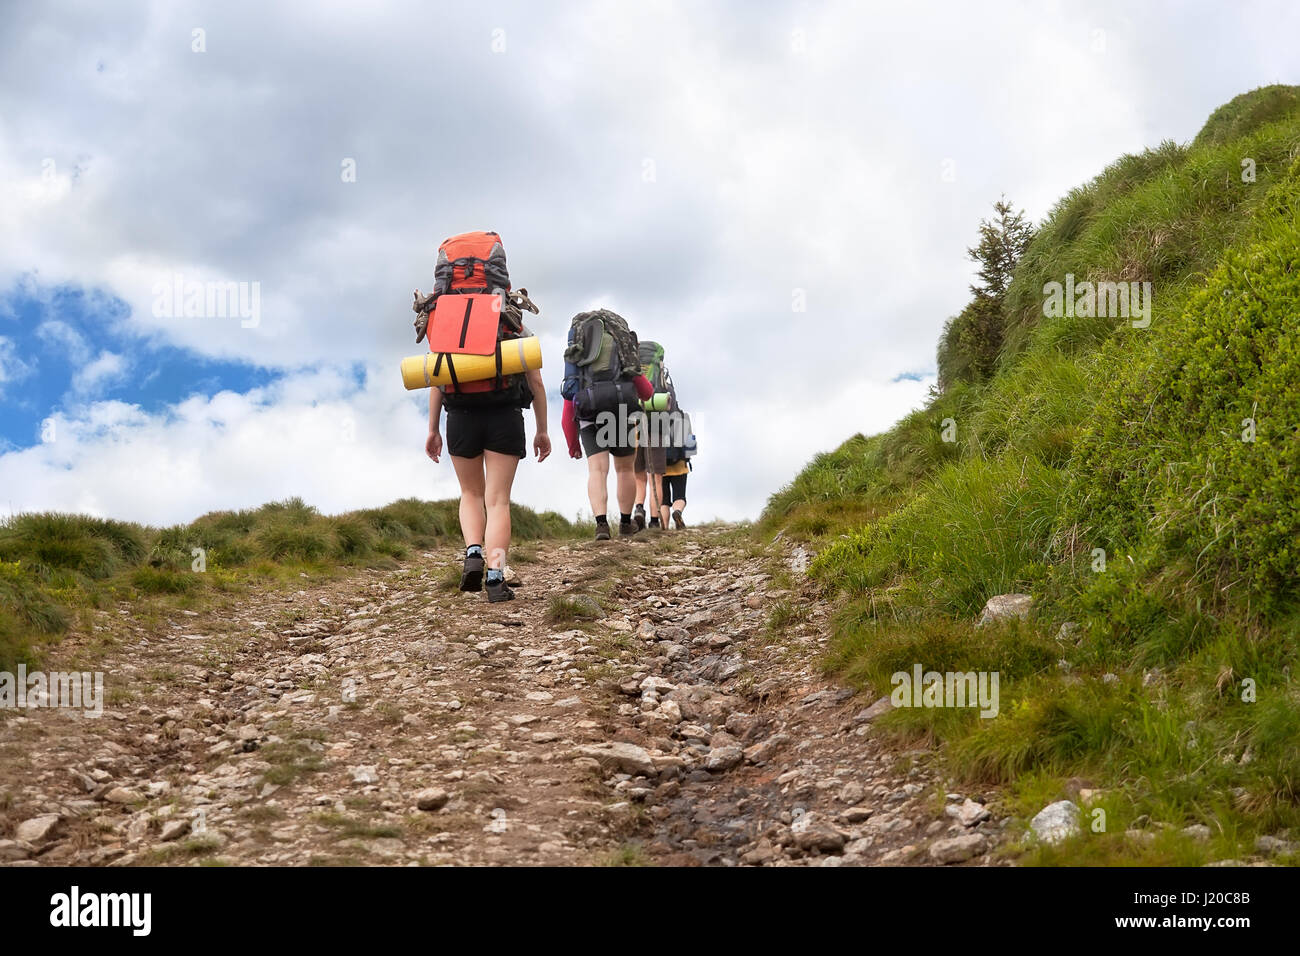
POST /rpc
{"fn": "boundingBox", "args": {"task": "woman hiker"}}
[419,230,551,602]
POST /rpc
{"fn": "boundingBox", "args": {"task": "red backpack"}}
[421,231,529,407]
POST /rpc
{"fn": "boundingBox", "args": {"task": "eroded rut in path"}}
[0,528,1011,867]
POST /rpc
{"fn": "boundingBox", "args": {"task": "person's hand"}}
[534,431,552,462]
[425,430,442,462]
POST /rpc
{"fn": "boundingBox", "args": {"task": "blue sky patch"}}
[0,280,278,449]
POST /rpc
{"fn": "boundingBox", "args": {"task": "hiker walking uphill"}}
[656,361,696,530]
[413,230,551,602]
[633,339,673,530]
[561,309,654,540]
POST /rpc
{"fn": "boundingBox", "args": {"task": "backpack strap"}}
[433,351,461,392]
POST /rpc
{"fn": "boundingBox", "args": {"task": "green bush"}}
[1069,164,1300,610]
[812,455,1062,615]
[131,566,201,595]
[0,513,147,580]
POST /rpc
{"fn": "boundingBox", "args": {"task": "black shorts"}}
[580,421,636,458]
[662,472,687,504]
[447,405,525,459]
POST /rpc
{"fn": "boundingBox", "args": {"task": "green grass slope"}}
[763,85,1300,864]
[0,497,579,670]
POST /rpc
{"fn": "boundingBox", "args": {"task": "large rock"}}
[575,742,657,777]
[1030,800,1081,844]
[930,833,989,864]
[853,696,894,723]
[744,733,790,765]
[415,788,450,812]
[15,814,61,845]
[977,593,1033,626]
[102,787,143,804]
[949,798,990,827]
[705,745,743,772]
[791,812,847,852]
[0,839,35,861]
[159,819,190,842]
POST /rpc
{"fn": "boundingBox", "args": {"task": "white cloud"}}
[0,335,34,392]
[35,318,84,350]
[72,350,127,397]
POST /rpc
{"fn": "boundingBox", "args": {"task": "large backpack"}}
[664,409,697,466]
[563,309,641,419]
[415,231,536,409]
[434,230,510,296]
[638,341,667,392]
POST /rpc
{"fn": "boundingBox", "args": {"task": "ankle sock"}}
[620,513,632,524]
[595,514,608,526]
[485,569,504,584]
[466,544,483,558]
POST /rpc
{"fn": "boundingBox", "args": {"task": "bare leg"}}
[586,451,611,516]
[483,451,520,569]
[451,454,486,547]
[613,453,636,516]
[634,469,647,508]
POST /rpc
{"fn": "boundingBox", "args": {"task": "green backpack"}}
[638,341,666,391]
[563,309,642,419]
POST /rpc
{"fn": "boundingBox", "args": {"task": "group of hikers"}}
[414,230,696,603]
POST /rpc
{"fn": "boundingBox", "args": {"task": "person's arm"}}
[632,373,654,402]
[562,398,580,458]
[526,369,550,462]
[426,386,443,462]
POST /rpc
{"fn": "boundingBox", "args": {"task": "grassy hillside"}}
[0,497,579,670]
[763,86,1300,864]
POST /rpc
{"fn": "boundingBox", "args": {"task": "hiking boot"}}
[672,509,686,530]
[594,522,611,541]
[619,519,640,536]
[633,504,647,531]
[485,576,515,603]
[460,552,485,592]
[648,517,662,530]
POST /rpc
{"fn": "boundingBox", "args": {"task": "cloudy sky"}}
[0,0,1295,526]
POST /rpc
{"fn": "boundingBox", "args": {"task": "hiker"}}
[632,339,673,530]
[417,231,550,603]
[660,456,689,529]
[660,406,695,530]
[560,309,654,540]
[633,432,665,530]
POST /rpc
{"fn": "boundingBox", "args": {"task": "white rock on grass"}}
[1030,800,1081,844]
[977,593,1033,626]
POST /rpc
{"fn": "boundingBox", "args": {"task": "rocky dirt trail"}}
[0,527,1011,867]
